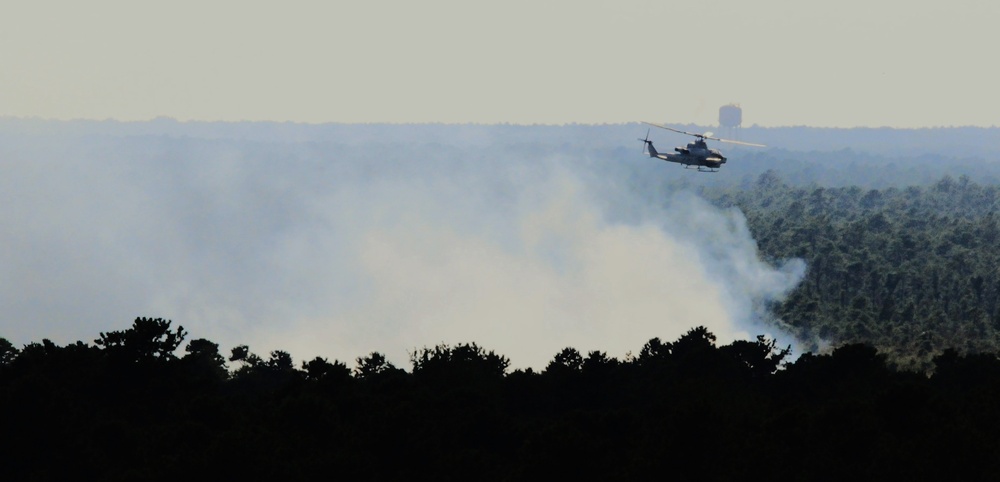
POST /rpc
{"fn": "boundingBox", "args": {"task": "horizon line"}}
[1,115,996,130]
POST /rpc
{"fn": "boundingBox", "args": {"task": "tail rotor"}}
[637,128,651,155]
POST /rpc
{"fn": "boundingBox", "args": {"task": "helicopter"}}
[638,121,765,172]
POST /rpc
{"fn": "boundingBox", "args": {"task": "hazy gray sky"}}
[4,0,998,127]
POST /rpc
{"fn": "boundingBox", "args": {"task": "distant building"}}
[719,104,742,139]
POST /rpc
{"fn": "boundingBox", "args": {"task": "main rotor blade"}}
[643,121,765,147]
[717,138,766,147]
[642,121,704,138]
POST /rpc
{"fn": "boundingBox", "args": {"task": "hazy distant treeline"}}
[4,318,1000,480]
[5,116,1000,154]
[5,117,1000,186]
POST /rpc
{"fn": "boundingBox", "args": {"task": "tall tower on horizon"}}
[719,104,742,140]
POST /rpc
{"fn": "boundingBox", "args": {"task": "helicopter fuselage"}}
[643,138,727,171]
[638,121,765,172]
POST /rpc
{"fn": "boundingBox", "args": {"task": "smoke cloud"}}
[0,122,803,369]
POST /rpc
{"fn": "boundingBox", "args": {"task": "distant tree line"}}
[703,171,1000,370]
[5,318,1000,480]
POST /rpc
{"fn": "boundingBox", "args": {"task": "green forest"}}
[705,171,1000,371]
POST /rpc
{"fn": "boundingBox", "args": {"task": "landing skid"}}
[684,166,719,173]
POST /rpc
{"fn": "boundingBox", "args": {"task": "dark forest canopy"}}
[5,319,1000,480]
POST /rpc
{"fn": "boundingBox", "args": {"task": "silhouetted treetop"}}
[410,342,510,387]
[302,356,351,383]
[0,337,16,366]
[228,343,266,377]
[355,351,400,380]
[181,338,228,383]
[719,335,792,378]
[94,317,187,364]
[545,347,584,375]
[638,326,718,367]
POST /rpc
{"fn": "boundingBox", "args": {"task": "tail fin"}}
[644,140,659,158]
[638,129,658,158]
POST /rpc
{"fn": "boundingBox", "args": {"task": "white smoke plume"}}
[0,122,804,369]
